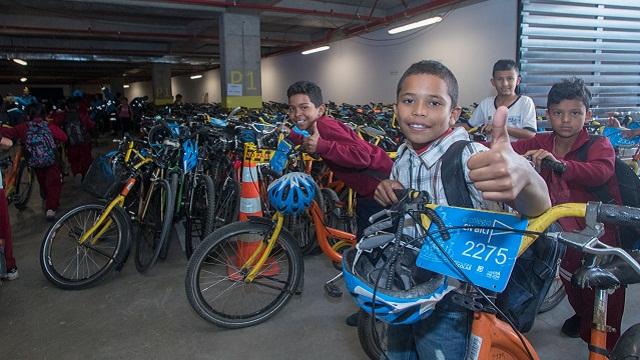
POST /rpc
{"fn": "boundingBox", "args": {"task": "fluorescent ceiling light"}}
[13,58,28,66]
[301,46,330,55]
[20,77,27,82]
[123,84,130,88]
[388,16,443,34]
[190,74,203,79]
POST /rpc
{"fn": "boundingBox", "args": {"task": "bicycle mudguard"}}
[247,216,277,226]
[416,205,528,292]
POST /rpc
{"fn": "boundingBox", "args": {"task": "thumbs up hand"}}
[302,121,320,154]
[467,106,537,202]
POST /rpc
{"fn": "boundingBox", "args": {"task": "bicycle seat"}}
[572,250,640,289]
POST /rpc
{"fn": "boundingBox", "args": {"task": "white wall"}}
[129,0,517,106]
[261,0,517,106]
[125,81,153,100]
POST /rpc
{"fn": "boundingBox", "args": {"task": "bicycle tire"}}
[185,174,215,259]
[212,171,239,230]
[13,159,34,210]
[39,203,130,290]
[357,310,388,360]
[159,172,179,260]
[538,276,566,313]
[185,220,304,328]
[134,178,175,273]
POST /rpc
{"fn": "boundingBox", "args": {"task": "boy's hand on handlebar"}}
[467,106,536,202]
[524,149,560,171]
[374,179,404,206]
[302,121,320,153]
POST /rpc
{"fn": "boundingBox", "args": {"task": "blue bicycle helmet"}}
[343,243,453,325]
[267,172,316,216]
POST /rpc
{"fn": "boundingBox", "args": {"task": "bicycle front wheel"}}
[358,310,388,360]
[185,221,304,328]
[40,203,130,290]
[134,178,175,273]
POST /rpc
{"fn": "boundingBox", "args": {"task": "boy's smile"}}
[491,69,519,97]
[288,94,324,131]
[396,74,460,149]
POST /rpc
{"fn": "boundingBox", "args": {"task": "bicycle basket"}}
[82,154,125,199]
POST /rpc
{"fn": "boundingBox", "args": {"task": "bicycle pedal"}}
[324,283,343,298]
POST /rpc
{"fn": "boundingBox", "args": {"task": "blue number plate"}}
[416,206,528,292]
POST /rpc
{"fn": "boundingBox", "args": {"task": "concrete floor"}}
[1,168,639,360]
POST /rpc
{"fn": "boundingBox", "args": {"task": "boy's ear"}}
[318,103,326,115]
[449,105,462,125]
[516,75,522,86]
[586,109,593,121]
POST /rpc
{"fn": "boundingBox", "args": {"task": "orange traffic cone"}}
[230,160,280,279]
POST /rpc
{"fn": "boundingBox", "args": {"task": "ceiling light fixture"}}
[301,46,330,55]
[123,84,130,88]
[13,58,28,66]
[388,16,443,34]
[20,77,27,82]
[190,74,203,79]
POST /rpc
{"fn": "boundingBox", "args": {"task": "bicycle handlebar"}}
[597,203,640,227]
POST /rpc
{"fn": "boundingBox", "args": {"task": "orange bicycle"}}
[0,141,34,210]
[184,172,356,328]
[350,190,640,360]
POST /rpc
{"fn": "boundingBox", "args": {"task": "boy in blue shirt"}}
[375,60,551,359]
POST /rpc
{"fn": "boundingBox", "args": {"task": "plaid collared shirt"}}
[391,127,501,211]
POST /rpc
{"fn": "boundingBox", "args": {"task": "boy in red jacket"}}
[285,81,394,326]
[511,77,624,350]
[0,103,67,220]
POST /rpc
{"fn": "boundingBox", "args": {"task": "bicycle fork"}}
[240,212,284,282]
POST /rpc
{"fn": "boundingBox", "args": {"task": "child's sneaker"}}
[46,209,56,221]
[1,268,19,281]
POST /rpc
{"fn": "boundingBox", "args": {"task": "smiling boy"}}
[374,60,550,359]
[467,59,537,141]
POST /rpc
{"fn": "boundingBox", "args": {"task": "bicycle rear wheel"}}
[185,220,303,328]
[358,310,388,360]
[13,159,34,210]
[40,203,130,290]
[134,178,175,273]
[538,275,566,313]
[185,174,215,259]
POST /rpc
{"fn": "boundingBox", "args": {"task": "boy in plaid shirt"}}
[374,60,551,359]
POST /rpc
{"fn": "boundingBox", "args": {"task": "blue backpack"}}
[25,121,57,168]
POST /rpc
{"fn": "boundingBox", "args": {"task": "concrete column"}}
[219,12,262,109]
[110,78,125,100]
[152,63,173,105]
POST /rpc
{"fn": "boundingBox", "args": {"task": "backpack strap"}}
[441,140,474,208]
[574,135,615,204]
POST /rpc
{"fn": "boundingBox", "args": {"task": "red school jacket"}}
[288,115,393,198]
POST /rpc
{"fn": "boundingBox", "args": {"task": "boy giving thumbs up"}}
[285,81,393,238]
[373,60,550,360]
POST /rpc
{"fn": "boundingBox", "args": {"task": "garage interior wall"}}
[126,0,516,107]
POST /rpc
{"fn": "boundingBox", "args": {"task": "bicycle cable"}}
[409,211,543,360]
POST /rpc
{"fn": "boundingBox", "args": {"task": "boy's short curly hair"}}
[492,59,518,77]
[547,77,591,109]
[396,60,459,107]
[287,81,323,107]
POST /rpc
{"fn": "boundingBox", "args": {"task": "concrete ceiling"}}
[0,0,463,85]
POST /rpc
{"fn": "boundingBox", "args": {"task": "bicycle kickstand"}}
[324,272,343,298]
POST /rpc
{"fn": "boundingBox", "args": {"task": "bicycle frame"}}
[240,200,356,282]
[78,141,153,245]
